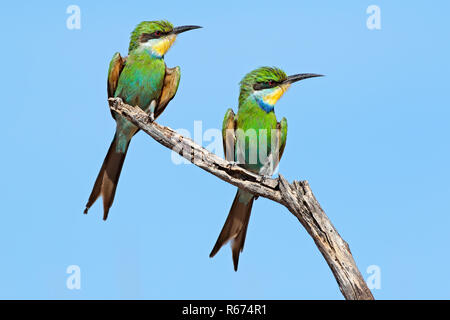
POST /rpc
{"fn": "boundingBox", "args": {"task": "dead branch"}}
[108,97,374,300]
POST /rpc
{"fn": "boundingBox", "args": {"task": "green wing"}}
[107,52,126,98]
[222,108,236,161]
[274,117,287,170]
[154,65,181,120]
[107,52,126,119]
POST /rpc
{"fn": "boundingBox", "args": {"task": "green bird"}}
[84,20,201,220]
[210,67,323,271]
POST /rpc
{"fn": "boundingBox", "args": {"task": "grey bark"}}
[108,97,375,300]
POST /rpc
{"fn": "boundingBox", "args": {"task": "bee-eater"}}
[84,21,201,220]
[210,67,323,271]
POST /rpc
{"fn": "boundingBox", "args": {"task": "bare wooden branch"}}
[108,97,374,300]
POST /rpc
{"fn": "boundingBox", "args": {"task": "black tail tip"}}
[233,252,240,271]
[102,207,110,221]
[83,207,89,214]
[209,244,220,258]
[233,259,239,271]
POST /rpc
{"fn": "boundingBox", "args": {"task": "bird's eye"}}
[154,31,161,37]
[267,80,274,86]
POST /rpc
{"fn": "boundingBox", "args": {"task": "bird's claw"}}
[226,161,237,170]
[260,175,266,184]
[146,100,157,122]
[260,174,272,184]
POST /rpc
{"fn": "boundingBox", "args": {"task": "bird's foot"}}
[146,100,157,122]
[226,161,238,170]
[260,173,272,185]
[260,175,266,184]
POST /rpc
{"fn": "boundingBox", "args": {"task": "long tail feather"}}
[84,134,130,220]
[210,189,254,271]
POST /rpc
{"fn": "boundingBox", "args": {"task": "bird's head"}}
[129,20,201,57]
[239,67,323,112]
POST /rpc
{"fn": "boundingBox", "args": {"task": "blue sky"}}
[0,1,449,299]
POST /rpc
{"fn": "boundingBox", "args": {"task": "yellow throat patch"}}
[153,34,176,56]
[262,83,291,106]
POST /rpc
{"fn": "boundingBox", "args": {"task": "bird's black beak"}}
[283,73,324,85]
[172,25,202,35]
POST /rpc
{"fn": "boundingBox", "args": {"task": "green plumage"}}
[113,53,165,151]
[235,99,285,172]
[85,21,181,220]
[238,66,287,106]
[230,67,288,172]
[212,67,322,270]
[128,20,173,52]
[109,21,172,138]
[211,67,288,271]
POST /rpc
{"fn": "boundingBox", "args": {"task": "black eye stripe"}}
[139,31,169,42]
[253,80,280,91]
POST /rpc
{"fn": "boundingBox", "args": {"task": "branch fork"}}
[108,97,374,300]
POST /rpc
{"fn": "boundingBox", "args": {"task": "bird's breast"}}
[235,110,278,172]
[115,57,166,109]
